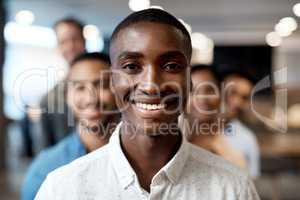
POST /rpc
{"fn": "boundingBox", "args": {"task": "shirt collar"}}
[108,121,190,188]
[109,122,136,189]
[160,134,190,184]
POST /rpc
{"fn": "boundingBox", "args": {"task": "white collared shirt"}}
[225,119,261,178]
[36,122,260,200]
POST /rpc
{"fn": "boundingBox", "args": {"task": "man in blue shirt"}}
[223,70,260,178]
[21,52,119,200]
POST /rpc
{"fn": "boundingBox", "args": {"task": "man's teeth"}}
[136,102,166,110]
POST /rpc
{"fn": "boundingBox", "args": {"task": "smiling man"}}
[36,9,260,200]
[183,64,247,169]
[23,52,118,200]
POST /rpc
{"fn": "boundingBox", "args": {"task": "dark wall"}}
[213,45,272,84]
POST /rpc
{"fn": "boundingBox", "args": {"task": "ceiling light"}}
[265,32,282,47]
[293,3,300,17]
[191,32,213,51]
[15,10,35,26]
[128,0,150,12]
[279,17,297,31]
[275,23,292,37]
[83,25,100,40]
[274,17,297,37]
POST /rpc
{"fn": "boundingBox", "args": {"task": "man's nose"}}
[232,96,243,107]
[85,86,99,106]
[139,65,161,95]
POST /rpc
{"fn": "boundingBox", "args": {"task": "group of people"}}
[21,8,260,200]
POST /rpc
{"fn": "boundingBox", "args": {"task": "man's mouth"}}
[128,95,181,120]
[135,102,166,110]
[131,101,167,120]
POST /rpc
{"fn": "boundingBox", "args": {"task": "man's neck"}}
[120,123,181,192]
[188,118,220,143]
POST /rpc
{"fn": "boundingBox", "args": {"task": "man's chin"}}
[226,111,238,120]
[137,120,179,137]
[79,118,103,128]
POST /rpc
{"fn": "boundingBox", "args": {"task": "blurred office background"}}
[0,0,300,199]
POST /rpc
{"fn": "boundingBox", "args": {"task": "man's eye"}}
[75,85,85,91]
[163,63,182,72]
[122,63,141,74]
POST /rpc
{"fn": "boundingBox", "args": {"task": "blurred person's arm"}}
[21,152,51,200]
[246,134,261,178]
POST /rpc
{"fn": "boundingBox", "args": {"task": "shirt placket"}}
[129,176,149,200]
[149,173,167,200]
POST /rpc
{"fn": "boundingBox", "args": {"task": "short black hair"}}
[54,17,84,36]
[70,52,111,67]
[221,68,255,85]
[191,64,221,86]
[110,8,192,59]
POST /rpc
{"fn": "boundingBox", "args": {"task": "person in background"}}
[39,17,87,148]
[183,64,247,169]
[54,17,86,64]
[35,9,259,199]
[21,52,119,200]
[223,69,261,178]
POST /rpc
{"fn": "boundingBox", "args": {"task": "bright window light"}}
[4,22,56,48]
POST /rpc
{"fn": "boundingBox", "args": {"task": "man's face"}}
[187,69,220,123]
[110,22,190,135]
[224,75,253,120]
[67,60,116,130]
[55,23,86,64]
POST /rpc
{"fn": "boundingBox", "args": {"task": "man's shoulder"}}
[35,144,112,198]
[228,120,258,143]
[43,134,79,157]
[237,121,259,146]
[30,134,77,170]
[187,143,249,179]
[233,120,255,135]
[182,144,259,199]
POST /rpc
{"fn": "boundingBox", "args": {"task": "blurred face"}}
[55,22,86,64]
[67,59,115,129]
[187,69,220,123]
[110,22,190,136]
[224,75,253,120]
